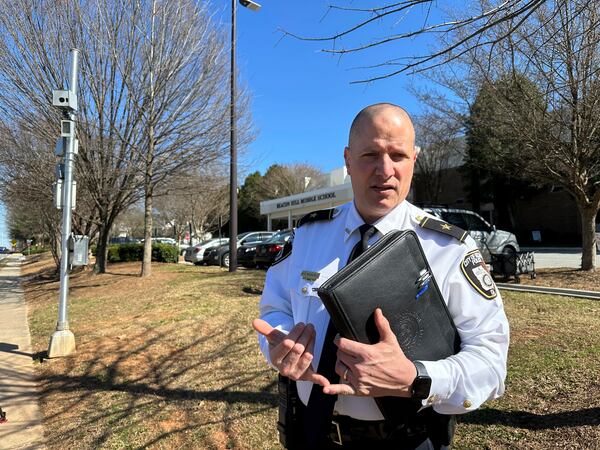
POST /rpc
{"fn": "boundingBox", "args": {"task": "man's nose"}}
[375,154,395,178]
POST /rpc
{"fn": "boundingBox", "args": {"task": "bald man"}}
[254,104,509,449]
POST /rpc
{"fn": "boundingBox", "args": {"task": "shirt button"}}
[463,399,472,408]
[301,286,308,294]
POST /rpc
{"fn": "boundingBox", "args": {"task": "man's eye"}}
[390,153,408,161]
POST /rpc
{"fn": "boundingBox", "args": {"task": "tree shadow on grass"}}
[459,406,600,429]
[33,325,278,449]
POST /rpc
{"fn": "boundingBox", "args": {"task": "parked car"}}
[254,229,294,268]
[184,238,229,265]
[109,236,141,245]
[151,237,177,246]
[205,231,275,268]
[422,206,520,262]
[0,246,10,254]
[237,233,278,268]
[237,242,261,268]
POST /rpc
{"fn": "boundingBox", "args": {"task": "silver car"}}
[184,238,229,265]
[423,207,520,262]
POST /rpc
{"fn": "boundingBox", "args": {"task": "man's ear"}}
[344,147,351,175]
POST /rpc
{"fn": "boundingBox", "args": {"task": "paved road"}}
[521,247,598,269]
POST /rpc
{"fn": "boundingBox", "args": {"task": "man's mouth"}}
[371,184,395,192]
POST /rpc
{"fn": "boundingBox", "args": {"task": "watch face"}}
[412,375,432,399]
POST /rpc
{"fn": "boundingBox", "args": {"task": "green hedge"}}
[99,243,178,263]
[151,244,178,263]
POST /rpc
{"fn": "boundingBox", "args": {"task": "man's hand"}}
[323,308,417,397]
[252,319,330,387]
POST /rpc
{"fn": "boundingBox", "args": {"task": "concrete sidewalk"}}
[0,254,45,449]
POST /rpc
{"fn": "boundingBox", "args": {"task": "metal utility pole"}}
[229,0,261,272]
[48,48,79,358]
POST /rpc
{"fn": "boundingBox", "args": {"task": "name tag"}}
[301,270,320,282]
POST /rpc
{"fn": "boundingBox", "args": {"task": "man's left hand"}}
[323,308,417,397]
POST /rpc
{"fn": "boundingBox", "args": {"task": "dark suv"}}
[423,207,520,262]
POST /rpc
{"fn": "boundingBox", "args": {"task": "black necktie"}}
[303,223,377,446]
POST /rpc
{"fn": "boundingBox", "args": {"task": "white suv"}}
[423,207,520,263]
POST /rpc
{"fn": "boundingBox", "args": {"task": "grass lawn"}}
[23,255,600,449]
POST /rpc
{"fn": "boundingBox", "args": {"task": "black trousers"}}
[284,401,453,450]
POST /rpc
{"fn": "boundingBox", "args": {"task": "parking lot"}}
[522,247,599,269]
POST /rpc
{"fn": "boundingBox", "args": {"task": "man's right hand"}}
[252,319,330,387]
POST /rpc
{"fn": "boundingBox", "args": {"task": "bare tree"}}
[284,0,562,83]
[258,163,327,199]
[0,0,150,273]
[453,0,600,270]
[153,168,230,243]
[0,0,249,276]
[112,206,146,239]
[117,0,253,277]
[414,113,464,203]
[0,124,62,265]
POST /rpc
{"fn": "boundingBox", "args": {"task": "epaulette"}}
[416,215,468,243]
[297,208,340,228]
[272,233,294,266]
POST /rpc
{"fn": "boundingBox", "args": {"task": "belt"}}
[328,414,428,446]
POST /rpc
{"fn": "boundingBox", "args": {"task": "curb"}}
[497,283,600,300]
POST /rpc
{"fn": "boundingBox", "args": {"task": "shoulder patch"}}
[461,249,497,300]
[272,233,294,266]
[417,216,468,243]
[297,208,339,228]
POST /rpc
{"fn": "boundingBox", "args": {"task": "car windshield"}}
[266,230,292,243]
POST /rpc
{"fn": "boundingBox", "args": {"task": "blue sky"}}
[231,1,438,176]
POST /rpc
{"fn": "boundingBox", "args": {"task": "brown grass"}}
[23,254,600,449]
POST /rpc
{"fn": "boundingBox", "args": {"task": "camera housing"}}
[52,89,78,111]
[61,120,75,138]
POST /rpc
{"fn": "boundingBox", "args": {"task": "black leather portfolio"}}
[316,229,461,420]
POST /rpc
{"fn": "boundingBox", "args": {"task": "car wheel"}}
[222,253,230,268]
[500,246,517,277]
[502,246,516,257]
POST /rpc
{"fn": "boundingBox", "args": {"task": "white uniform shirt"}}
[258,200,509,421]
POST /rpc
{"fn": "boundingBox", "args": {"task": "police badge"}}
[461,249,498,300]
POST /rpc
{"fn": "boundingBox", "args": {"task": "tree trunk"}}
[576,201,598,271]
[141,177,153,277]
[94,224,111,274]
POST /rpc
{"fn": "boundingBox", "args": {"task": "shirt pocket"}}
[290,268,336,325]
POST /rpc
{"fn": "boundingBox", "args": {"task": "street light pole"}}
[229,0,260,272]
[229,0,238,272]
[48,48,79,358]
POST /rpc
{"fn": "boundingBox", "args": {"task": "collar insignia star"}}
[441,223,452,230]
